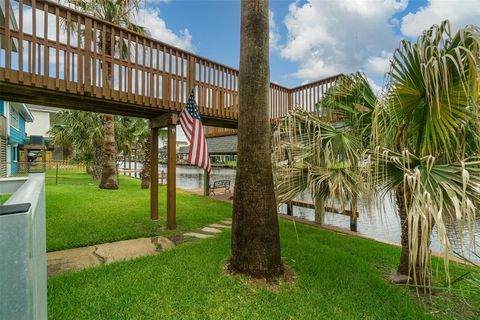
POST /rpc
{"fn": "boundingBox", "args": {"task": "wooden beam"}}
[166,124,176,229]
[150,113,178,129]
[290,200,359,218]
[150,126,159,220]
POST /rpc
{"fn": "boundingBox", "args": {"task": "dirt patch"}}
[168,235,189,245]
[224,262,297,293]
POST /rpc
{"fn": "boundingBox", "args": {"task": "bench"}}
[209,180,231,195]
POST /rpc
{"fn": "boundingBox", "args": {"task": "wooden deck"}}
[0,0,341,127]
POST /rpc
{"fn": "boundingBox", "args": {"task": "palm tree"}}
[229,0,283,278]
[373,21,480,285]
[67,0,145,189]
[50,111,143,181]
[276,26,480,287]
[273,73,373,226]
[50,111,104,178]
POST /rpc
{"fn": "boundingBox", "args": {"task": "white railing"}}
[0,173,47,320]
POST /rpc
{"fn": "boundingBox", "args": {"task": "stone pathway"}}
[47,218,232,276]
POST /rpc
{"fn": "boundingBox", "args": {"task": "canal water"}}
[123,162,479,262]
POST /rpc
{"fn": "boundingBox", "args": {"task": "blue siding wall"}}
[0,100,4,115]
[9,116,26,145]
[9,106,27,175]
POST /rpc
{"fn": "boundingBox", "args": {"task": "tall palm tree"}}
[373,21,480,285]
[67,0,145,189]
[230,0,283,278]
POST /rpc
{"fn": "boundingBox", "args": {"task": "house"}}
[25,105,62,137]
[25,104,66,161]
[0,100,34,177]
[177,135,237,164]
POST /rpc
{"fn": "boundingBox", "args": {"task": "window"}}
[13,145,18,162]
[9,107,19,130]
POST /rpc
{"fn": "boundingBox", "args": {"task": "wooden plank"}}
[66,11,71,89]
[290,200,359,217]
[31,0,37,84]
[84,17,92,94]
[43,2,48,86]
[150,113,177,128]
[18,0,24,82]
[127,33,132,102]
[141,37,146,104]
[55,7,60,88]
[134,35,139,103]
[5,0,11,80]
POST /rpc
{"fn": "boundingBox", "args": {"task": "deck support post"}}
[314,196,325,225]
[350,196,358,232]
[166,123,177,230]
[203,168,210,196]
[151,113,178,229]
[286,202,293,216]
[150,126,159,220]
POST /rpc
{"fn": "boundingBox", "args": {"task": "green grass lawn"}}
[46,170,231,251]
[45,170,478,319]
[47,220,479,320]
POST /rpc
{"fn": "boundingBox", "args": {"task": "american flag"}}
[179,89,211,175]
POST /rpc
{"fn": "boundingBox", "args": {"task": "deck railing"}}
[0,0,341,124]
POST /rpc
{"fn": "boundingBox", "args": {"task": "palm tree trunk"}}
[230,0,283,278]
[99,114,118,189]
[140,134,151,189]
[92,145,103,180]
[396,184,433,285]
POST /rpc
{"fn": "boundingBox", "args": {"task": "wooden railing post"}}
[84,17,92,94]
[187,56,196,93]
[4,0,11,80]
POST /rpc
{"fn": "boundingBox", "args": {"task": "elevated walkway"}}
[0,0,340,128]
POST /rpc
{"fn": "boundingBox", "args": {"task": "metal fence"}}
[0,161,86,184]
[0,173,47,319]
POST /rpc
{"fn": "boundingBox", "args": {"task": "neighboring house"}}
[177,135,237,164]
[0,100,34,177]
[25,105,65,160]
[25,105,62,137]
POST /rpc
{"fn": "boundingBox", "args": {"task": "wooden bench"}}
[209,180,231,195]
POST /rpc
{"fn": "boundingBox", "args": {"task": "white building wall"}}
[25,110,51,137]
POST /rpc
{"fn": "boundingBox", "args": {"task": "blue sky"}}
[137,0,480,91]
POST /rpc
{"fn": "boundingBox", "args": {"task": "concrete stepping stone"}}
[95,238,157,264]
[208,223,231,229]
[183,232,214,239]
[47,246,100,275]
[221,220,232,225]
[152,236,175,251]
[201,227,222,234]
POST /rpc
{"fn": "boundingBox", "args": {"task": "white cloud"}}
[364,53,391,76]
[269,10,281,50]
[135,8,194,51]
[279,0,407,83]
[401,0,480,38]
[366,76,384,96]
